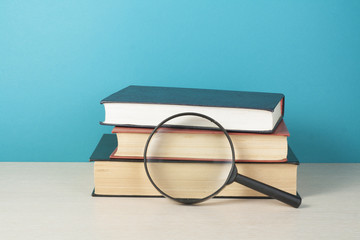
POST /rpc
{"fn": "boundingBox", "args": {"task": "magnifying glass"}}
[143,112,301,208]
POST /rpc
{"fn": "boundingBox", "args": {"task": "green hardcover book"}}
[100,85,285,133]
[90,134,300,198]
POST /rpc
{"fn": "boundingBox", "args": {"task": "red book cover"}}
[112,120,290,136]
[110,120,289,163]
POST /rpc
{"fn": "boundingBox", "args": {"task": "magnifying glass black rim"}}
[143,112,236,204]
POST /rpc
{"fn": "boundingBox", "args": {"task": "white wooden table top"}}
[0,163,359,240]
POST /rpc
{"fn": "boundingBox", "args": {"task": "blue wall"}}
[1,1,359,162]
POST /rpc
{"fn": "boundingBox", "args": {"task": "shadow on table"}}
[194,198,311,209]
[297,163,358,197]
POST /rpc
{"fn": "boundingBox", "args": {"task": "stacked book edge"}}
[90,134,299,198]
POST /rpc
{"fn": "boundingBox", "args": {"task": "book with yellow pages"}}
[90,134,300,198]
[111,120,290,162]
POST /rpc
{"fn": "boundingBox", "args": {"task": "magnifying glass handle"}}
[235,174,302,208]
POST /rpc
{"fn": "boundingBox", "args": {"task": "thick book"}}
[101,85,285,133]
[90,134,299,198]
[111,120,290,162]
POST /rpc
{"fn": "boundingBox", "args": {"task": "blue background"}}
[1,1,359,162]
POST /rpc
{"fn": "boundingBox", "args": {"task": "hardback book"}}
[111,120,290,162]
[90,134,299,198]
[100,85,285,133]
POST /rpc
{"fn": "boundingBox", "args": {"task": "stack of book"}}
[90,86,300,198]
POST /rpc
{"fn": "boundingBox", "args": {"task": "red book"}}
[110,121,290,163]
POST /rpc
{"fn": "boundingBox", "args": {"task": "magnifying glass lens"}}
[144,114,234,203]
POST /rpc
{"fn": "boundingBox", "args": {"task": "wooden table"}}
[0,163,359,239]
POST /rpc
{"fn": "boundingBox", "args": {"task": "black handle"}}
[235,174,302,208]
